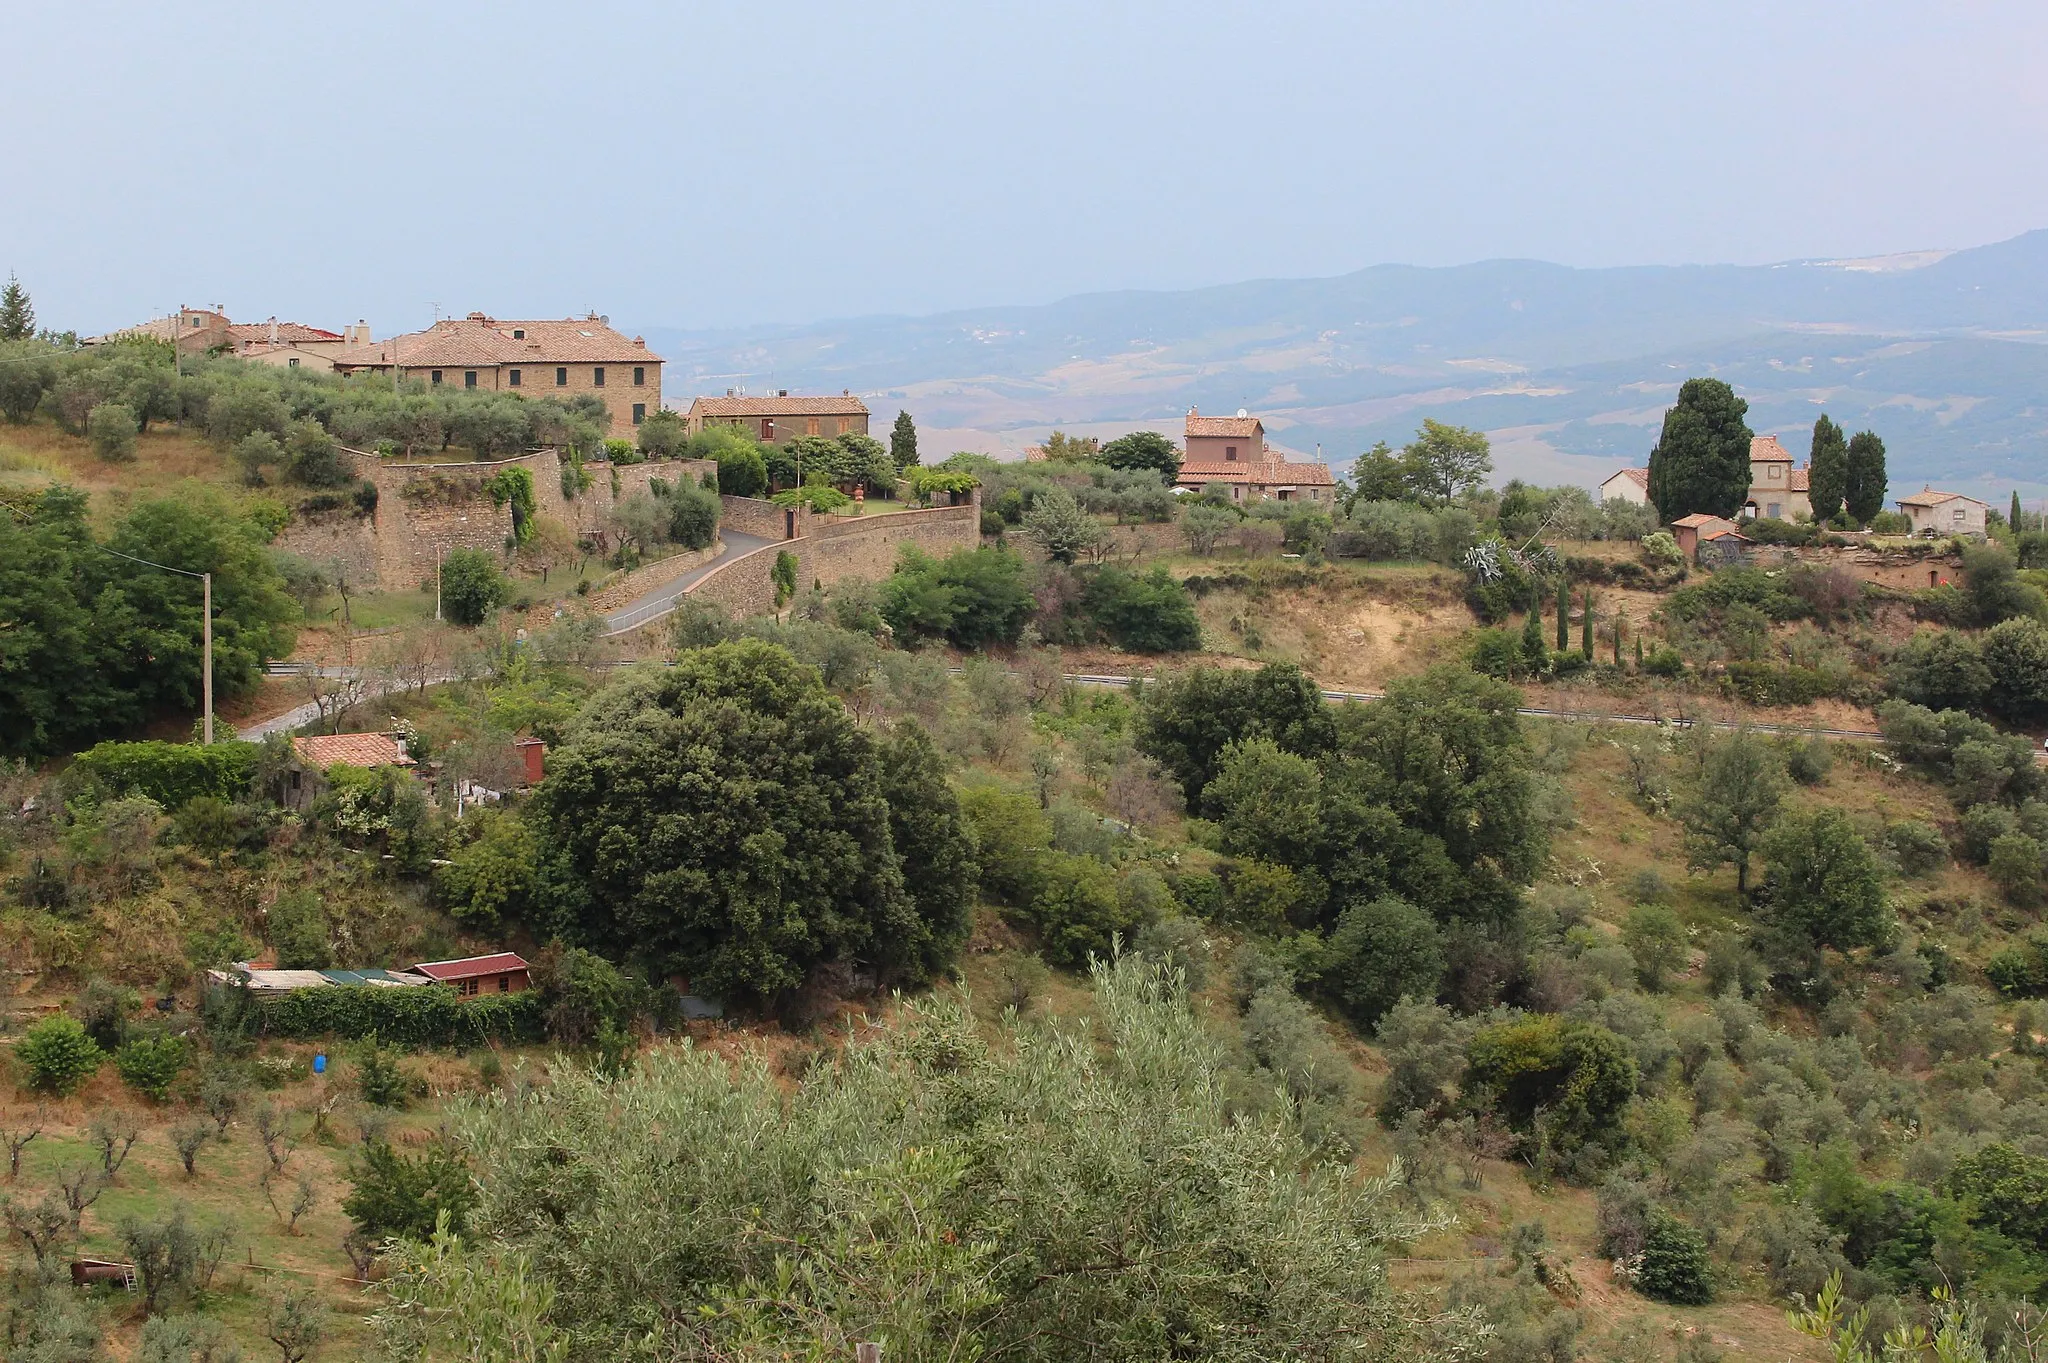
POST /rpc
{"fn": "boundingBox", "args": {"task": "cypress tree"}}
[1555,578,1570,651]
[0,273,33,342]
[1612,616,1623,665]
[1521,607,1547,674]
[890,410,919,470]
[2014,490,2026,534]
[1844,431,1888,525]
[1646,378,1752,521]
[1807,415,1848,524]
[1581,587,1595,658]
[1635,635,1644,668]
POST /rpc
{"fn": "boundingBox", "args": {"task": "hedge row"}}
[260,984,545,1047]
[74,740,260,808]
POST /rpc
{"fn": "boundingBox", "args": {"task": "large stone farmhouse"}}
[332,313,661,439]
[1174,408,1334,503]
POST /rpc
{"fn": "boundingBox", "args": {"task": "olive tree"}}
[375,957,1464,1362]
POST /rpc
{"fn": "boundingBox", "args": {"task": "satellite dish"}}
[1236,408,1248,418]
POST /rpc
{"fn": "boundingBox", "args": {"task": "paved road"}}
[602,531,773,635]
[244,535,775,736]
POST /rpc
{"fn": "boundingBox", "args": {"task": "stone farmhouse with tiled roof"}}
[1742,434,1810,521]
[1601,435,1816,521]
[1175,407,1334,503]
[1897,487,1990,537]
[331,312,661,438]
[685,391,870,444]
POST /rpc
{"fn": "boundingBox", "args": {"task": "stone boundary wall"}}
[586,540,725,612]
[803,502,980,588]
[718,494,801,540]
[273,512,381,588]
[681,493,980,620]
[687,540,805,620]
[286,448,719,590]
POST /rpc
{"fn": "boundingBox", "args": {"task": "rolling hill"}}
[645,231,2048,497]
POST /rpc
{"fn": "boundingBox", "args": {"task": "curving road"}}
[243,533,777,736]
[601,530,773,636]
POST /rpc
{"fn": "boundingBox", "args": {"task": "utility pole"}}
[97,544,216,744]
[202,572,214,745]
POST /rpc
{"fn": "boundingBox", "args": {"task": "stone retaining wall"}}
[586,540,725,612]
[687,540,807,620]
[682,494,980,619]
[276,448,719,591]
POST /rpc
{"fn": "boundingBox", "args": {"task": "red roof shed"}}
[412,952,530,996]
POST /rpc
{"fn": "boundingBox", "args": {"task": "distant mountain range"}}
[644,231,2048,498]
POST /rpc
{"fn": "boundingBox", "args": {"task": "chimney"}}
[779,389,788,397]
[268,316,278,345]
[633,335,645,348]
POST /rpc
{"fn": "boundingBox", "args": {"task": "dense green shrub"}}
[1881,819,1949,877]
[72,740,259,808]
[16,1016,103,1094]
[1722,661,1835,706]
[1080,566,1201,652]
[260,984,544,1047]
[1986,936,2048,997]
[880,545,1035,650]
[1020,851,1145,967]
[440,547,509,626]
[1633,1212,1713,1304]
[114,1035,190,1101]
[1318,896,1443,1031]
[664,481,721,551]
[1463,1015,1638,1153]
[344,1140,476,1241]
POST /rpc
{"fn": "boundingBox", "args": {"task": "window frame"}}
[431,369,443,385]
[509,368,521,387]
[555,366,568,387]
[632,403,646,425]
[464,370,478,389]
[633,366,645,386]
[593,367,605,387]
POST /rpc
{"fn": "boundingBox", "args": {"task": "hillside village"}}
[10,277,2048,1363]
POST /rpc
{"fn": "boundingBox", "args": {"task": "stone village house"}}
[332,313,662,439]
[1600,435,1812,521]
[684,391,870,443]
[1173,408,1335,503]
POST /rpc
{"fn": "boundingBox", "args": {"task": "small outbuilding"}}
[1668,513,1750,564]
[412,952,530,997]
[1896,487,1989,538]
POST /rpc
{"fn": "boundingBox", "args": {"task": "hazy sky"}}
[9,0,2048,337]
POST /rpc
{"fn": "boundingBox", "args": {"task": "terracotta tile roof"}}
[1750,434,1795,462]
[1700,524,1751,542]
[229,322,343,344]
[1897,488,1985,508]
[1185,410,1263,439]
[292,733,413,768]
[1788,468,1810,491]
[413,952,529,981]
[687,394,869,417]
[332,314,660,370]
[1177,459,1334,487]
[1604,467,1650,490]
[1670,512,1733,529]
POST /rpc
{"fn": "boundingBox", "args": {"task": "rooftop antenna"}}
[429,302,443,323]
